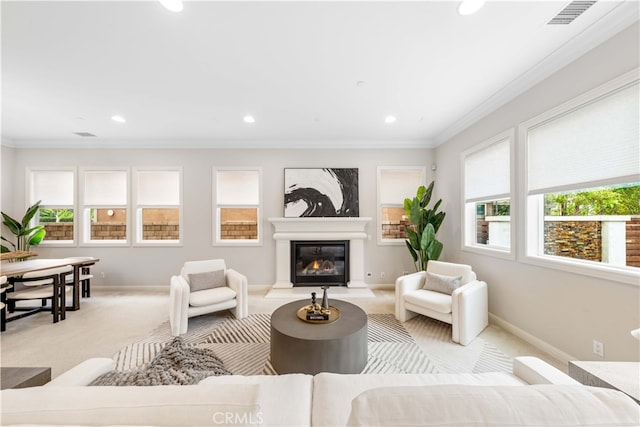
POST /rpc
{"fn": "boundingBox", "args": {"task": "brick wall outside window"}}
[221,221,257,240]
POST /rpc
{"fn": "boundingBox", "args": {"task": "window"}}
[27,168,76,245]
[377,167,426,244]
[462,129,514,257]
[542,183,639,265]
[81,168,129,245]
[523,69,639,282]
[134,168,182,245]
[214,168,261,245]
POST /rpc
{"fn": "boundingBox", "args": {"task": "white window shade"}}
[528,82,640,194]
[137,171,180,205]
[84,171,127,205]
[465,138,510,202]
[380,170,424,205]
[31,171,74,205]
[217,170,259,205]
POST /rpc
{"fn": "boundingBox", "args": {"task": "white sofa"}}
[2,356,639,426]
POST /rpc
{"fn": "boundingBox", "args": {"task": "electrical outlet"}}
[592,339,604,357]
[100,272,106,279]
[380,272,386,279]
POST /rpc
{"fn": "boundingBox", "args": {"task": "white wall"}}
[2,147,433,288]
[435,23,640,362]
[0,145,15,218]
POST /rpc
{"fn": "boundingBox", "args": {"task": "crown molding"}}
[432,2,639,146]
[1,138,436,150]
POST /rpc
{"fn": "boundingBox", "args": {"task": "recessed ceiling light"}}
[384,115,397,124]
[458,0,485,16]
[111,115,126,123]
[158,0,183,12]
[243,115,256,124]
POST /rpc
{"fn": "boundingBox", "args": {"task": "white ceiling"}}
[1,0,638,149]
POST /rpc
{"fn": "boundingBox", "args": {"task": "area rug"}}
[112,313,512,375]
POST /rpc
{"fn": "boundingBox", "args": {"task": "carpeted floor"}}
[112,312,512,375]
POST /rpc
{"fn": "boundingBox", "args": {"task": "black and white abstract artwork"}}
[284,168,359,217]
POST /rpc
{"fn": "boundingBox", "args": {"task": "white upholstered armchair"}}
[395,260,488,346]
[169,259,248,336]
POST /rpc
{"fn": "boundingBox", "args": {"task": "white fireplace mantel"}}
[268,217,372,288]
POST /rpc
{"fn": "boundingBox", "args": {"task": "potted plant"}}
[404,181,445,271]
[1,201,46,256]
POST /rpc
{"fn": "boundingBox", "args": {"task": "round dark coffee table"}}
[270,299,368,374]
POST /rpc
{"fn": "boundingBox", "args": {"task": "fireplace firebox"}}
[291,240,349,286]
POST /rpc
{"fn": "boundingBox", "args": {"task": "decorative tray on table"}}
[296,305,341,324]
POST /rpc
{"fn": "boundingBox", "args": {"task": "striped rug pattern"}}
[113,313,512,375]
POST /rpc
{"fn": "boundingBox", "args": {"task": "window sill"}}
[214,240,263,247]
[462,244,515,260]
[39,241,76,247]
[80,241,130,248]
[133,241,183,247]
[521,254,640,286]
[378,238,406,246]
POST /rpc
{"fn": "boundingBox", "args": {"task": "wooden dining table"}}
[0,257,100,324]
[0,251,38,261]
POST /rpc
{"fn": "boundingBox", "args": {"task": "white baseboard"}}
[489,313,577,365]
[97,283,364,294]
[93,283,395,295]
[94,284,279,293]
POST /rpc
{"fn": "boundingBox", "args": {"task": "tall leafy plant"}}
[404,181,446,271]
[1,201,46,253]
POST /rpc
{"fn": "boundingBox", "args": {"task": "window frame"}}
[25,166,77,247]
[376,166,427,246]
[461,128,515,260]
[132,167,183,247]
[520,69,640,285]
[79,167,130,247]
[212,166,263,246]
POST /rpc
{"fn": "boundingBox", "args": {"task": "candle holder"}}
[297,288,340,323]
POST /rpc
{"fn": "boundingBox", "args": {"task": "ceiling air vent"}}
[73,132,97,137]
[547,1,597,25]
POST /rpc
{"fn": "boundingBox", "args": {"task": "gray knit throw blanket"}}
[90,337,231,386]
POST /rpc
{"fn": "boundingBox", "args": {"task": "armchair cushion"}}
[404,289,452,314]
[189,287,237,307]
[423,271,462,295]
[188,269,225,292]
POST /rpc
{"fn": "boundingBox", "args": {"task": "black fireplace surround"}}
[291,240,349,286]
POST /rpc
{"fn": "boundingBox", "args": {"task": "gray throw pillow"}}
[188,270,225,292]
[423,271,462,295]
